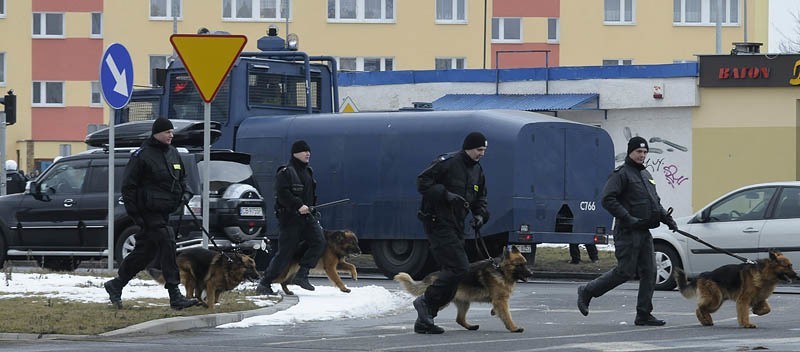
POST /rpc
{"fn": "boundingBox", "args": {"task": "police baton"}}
[308,198,351,213]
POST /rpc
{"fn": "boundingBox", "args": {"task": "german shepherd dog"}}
[150,247,260,309]
[394,245,533,333]
[674,249,799,328]
[273,229,361,295]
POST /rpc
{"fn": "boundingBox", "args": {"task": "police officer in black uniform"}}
[413,132,490,334]
[104,117,198,310]
[577,136,677,326]
[5,160,27,194]
[256,140,326,295]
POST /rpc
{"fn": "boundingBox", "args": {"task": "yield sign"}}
[170,34,247,103]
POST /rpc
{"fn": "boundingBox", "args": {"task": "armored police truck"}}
[116,30,613,278]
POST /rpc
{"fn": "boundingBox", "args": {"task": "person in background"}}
[5,160,27,194]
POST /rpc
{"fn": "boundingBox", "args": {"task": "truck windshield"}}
[247,67,322,110]
[168,73,230,123]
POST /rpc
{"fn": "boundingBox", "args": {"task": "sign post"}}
[170,34,247,248]
[99,43,134,270]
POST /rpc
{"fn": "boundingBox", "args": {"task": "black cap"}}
[627,136,649,154]
[152,117,174,135]
[462,132,488,150]
[291,140,311,154]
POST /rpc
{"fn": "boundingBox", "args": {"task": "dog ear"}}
[769,249,780,261]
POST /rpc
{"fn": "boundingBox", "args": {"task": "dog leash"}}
[667,208,754,264]
[473,225,499,269]
[182,202,235,263]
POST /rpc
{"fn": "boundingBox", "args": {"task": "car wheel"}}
[371,239,436,280]
[35,257,81,272]
[115,225,140,264]
[654,242,682,291]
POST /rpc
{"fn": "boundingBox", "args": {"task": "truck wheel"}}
[35,257,81,271]
[654,242,682,291]
[371,239,435,280]
[115,225,140,264]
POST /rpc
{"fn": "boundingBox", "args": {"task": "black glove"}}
[181,191,194,205]
[470,215,484,230]
[445,192,468,208]
[665,215,678,231]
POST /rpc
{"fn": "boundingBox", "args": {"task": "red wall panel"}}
[492,43,560,68]
[32,107,104,141]
[33,39,104,81]
[33,0,103,12]
[494,0,559,18]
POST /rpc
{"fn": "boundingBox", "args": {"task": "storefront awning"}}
[432,93,599,111]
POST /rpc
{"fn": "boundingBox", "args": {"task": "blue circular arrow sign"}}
[99,43,134,109]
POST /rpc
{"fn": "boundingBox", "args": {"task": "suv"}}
[0,120,268,271]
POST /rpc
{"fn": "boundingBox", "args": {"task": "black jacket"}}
[121,136,189,216]
[417,151,489,229]
[274,157,316,222]
[601,157,668,230]
[6,170,27,194]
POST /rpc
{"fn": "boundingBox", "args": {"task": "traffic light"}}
[0,90,15,125]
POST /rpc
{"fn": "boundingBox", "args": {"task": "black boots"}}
[167,284,199,310]
[255,282,277,295]
[634,314,666,326]
[104,278,124,309]
[291,267,315,291]
[413,296,444,334]
[577,285,592,316]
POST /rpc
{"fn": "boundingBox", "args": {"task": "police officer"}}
[5,160,27,194]
[104,117,198,310]
[577,136,677,326]
[413,132,490,334]
[256,140,325,295]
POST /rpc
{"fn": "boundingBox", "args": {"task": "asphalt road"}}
[4,277,800,352]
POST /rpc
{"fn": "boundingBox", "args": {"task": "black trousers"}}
[260,215,326,284]
[569,243,599,262]
[583,228,656,317]
[423,223,470,311]
[117,212,180,287]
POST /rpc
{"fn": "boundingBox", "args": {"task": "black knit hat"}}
[627,136,649,154]
[152,117,174,135]
[291,140,311,154]
[462,132,488,150]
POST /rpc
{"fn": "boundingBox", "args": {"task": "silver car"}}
[652,181,800,290]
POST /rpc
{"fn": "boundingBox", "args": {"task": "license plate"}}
[516,244,532,253]
[240,206,263,217]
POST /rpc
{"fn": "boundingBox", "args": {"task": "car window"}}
[38,161,89,195]
[773,187,800,219]
[199,160,255,193]
[84,164,125,193]
[707,187,776,222]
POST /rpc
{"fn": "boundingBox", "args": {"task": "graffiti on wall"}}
[615,126,690,189]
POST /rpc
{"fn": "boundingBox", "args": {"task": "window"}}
[149,54,170,86]
[708,187,775,222]
[150,0,181,19]
[337,57,394,71]
[547,18,559,42]
[32,81,64,106]
[0,0,6,17]
[673,0,738,25]
[436,0,465,23]
[774,188,800,219]
[90,81,101,106]
[604,0,634,23]
[168,73,230,123]
[91,12,102,37]
[492,18,521,42]
[32,13,64,37]
[602,59,633,65]
[247,66,323,110]
[327,0,394,21]
[435,58,465,70]
[223,0,290,21]
[39,160,87,195]
[0,53,5,86]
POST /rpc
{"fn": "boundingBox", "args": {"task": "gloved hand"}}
[181,191,194,205]
[623,214,646,229]
[445,192,468,208]
[665,215,678,231]
[470,215,484,230]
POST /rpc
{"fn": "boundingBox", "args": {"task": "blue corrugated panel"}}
[432,94,599,111]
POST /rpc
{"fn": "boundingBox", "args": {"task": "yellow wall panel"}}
[65,81,93,108]
[65,12,90,38]
[695,88,800,128]
[522,17,548,43]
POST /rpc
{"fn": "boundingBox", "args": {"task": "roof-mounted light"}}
[286,33,299,51]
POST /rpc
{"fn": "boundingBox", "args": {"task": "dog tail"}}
[674,267,696,299]
[147,267,166,285]
[393,272,428,296]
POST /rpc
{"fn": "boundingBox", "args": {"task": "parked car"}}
[652,181,800,290]
[0,120,268,271]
